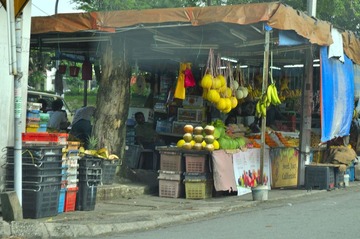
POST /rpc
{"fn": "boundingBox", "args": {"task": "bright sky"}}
[31,0,83,16]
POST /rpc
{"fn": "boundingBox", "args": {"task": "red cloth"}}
[184,68,195,88]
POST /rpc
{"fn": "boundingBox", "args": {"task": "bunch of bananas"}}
[255,84,281,118]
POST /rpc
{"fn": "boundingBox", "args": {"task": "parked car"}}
[27,90,74,122]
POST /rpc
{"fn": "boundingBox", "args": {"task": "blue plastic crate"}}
[58,188,66,213]
[346,166,355,182]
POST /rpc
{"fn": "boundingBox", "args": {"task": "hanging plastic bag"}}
[174,63,186,99]
[184,63,195,88]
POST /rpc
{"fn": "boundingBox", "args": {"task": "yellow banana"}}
[260,103,267,117]
[256,101,261,115]
[266,85,273,104]
[271,84,281,105]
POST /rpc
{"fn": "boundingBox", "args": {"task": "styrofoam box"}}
[177,108,206,122]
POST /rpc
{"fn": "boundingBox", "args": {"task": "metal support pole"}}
[259,28,270,185]
[298,0,316,186]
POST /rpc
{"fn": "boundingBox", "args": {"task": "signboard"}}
[270,147,299,188]
[0,0,30,17]
[233,148,271,196]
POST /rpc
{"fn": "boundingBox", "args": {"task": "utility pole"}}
[298,0,317,186]
[7,0,24,204]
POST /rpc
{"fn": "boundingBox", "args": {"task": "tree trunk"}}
[93,38,130,177]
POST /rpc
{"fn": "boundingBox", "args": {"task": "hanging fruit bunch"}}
[200,50,238,113]
[255,71,282,118]
[233,65,249,102]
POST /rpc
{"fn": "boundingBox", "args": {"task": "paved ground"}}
[2,181,359,239]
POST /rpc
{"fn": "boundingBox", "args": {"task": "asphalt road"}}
[100,186,360,239]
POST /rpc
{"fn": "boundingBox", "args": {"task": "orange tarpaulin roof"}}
[31,2,360,64]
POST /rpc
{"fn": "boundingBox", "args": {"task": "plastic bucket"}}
[251,185,268,201]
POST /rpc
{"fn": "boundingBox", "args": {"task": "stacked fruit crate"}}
[5,145,63,218]
[183,152,213,199]
[158,150,184,198]
[62,150,80,212]
[26,103,42,133]
[76,155,102,211]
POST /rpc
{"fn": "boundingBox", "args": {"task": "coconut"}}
[183,133,193,142]
[204,135,215,144]
[193,134,204,143]
[193,143,203,150]
[204,125,215,135]
[184,124,194,134]
[182,142,193,150]
[204,144,215,151]
[194,126,203,135]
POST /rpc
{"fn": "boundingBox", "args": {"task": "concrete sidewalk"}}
[3,181,359,239]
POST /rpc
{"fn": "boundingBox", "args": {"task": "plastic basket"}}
[124,145,141,168]
[158,179,184,198]
[184,179,213,199]
[64,187,78,212]
[6,183,61,219]
[305,166,335,190]
[78,167,102,181]
[158,170,183,181]
[6,164,63,176]
[183,172,212,180]
[58,188,66,213]
[76,182,98,211]
[101,160,118,185]
[6,174,62,184]
[78,155,102,168]
[185,154,208,173]
[159,151,183,171]
[7,146,64,159]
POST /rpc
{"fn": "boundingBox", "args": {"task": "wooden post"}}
[259,28,270,185]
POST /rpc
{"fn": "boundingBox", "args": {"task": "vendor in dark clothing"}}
[69,106,95,149]
[134,112,165,150]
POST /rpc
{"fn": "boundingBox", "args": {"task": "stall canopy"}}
[30,2,360,70]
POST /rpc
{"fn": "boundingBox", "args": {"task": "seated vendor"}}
[134,112,165,150]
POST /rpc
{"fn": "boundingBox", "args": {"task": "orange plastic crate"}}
[64,187,78,212]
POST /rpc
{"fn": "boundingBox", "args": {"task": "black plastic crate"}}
[305,166,335,190]
[78,167,102,181]
[101,160,118,185]
[6,164,63,176]
[5,174,62,184]
[76,181,98,211]
[7,146,64,159]
[78,155,102,168]
[6,183,61,219]
[7,154,63,164]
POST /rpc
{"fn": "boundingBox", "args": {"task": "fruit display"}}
[212,119,247,150]
[176,124,216,151]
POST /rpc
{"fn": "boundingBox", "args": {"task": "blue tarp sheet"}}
[320,47,354,142]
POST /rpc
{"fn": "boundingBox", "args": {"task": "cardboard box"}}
[177,108,206,122]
